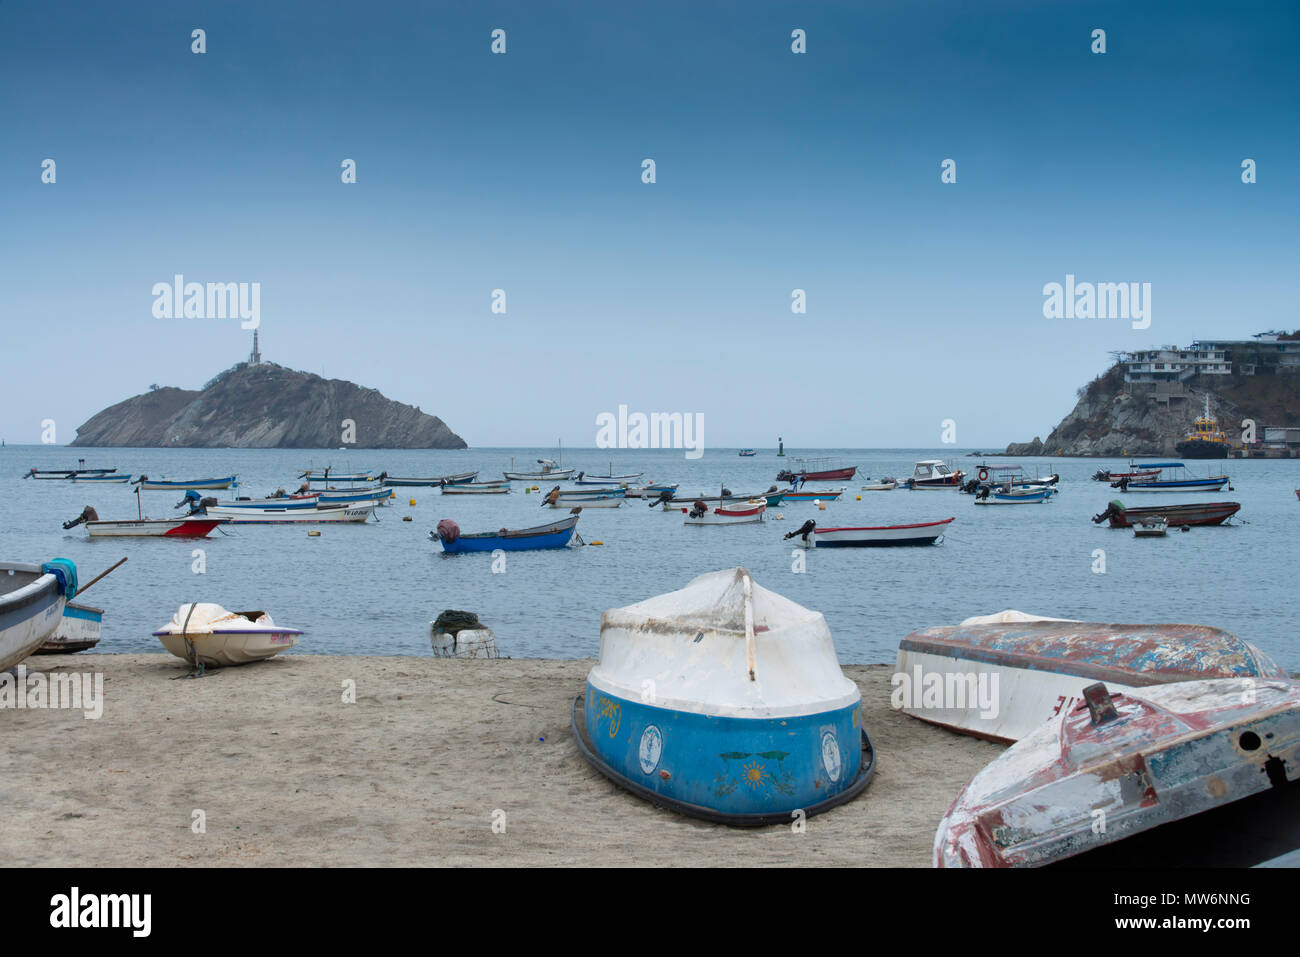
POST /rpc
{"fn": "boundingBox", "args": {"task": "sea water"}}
[4,446,1296,669]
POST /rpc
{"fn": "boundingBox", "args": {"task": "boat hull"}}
[1174,439,1230,459]
[583,684,862,818]
[503,469,576,481]
[38,601,103,653]
[138,476,236,490]
[781,487,846,501]
[1121,478,1229,492]
[1100,500,1240,528]
[798,519,953,547]
[202,505,372,524]
[0,563,68,671]
[85,518,225,537]
[548,496,623,508]
[383,472,478,486]
[683,503,766,524]
[437,515,579,552]
[973,489,1052,504]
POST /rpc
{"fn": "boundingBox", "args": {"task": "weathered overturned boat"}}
[935,678,1300,867]
[896,614,1286,743]
[432,514,580,552]
[786,517,952,548]
[1092,499,1240,528]
[0,559,77,670]
[574,567,875,824]
[153,603,303,670]
[38,601,103,653]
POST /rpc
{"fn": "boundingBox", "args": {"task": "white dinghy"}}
[153,603,303,673]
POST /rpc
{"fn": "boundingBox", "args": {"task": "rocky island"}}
[71,360,467,449]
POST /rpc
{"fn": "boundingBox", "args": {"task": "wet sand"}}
[1,655,1001,866]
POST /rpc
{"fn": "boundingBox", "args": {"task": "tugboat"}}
[1175,395,1230,459]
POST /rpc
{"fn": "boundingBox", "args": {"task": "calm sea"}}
[5,446,1297,669]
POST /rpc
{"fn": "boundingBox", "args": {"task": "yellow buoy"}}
[856,495,861,501]
[409,498,417,506]
[590,540,604,546]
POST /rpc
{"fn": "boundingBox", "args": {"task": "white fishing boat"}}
[503,458,575,481]
[63,505,227,538]
[135,475,237,491]
[895,612,1287,743]
[315,486,391,506]
[786,517,953,547]
[905,460,965,490]
[37,600,103,654]
[861,480,897,491]
[153,603,303,669]
[199,503,374,524]
[547,494,624,508]
[624,483,677,499]
[70,473,132,484]
[1133,517,1168,537]
[683,501,766,525]
[573,567,875,824]
[0,560,76,670]
[440,484,511,495]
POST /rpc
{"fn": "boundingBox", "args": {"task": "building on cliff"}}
[1124,335,1300,385]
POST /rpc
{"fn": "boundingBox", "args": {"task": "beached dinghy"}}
[786,517,953,548]
[573,567,875,825]
[153,603,302,670]
[135,475,236,491]
[37,600,103,654]
[0,560,77,670]
[934,678,1300,867]
[432,514,580,552]
[1092,499,1240,528]
[895,613,1287,743]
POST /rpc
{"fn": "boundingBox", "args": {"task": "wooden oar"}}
[76,557,128,596]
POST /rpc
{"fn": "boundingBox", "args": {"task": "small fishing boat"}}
[656,489,769,510]
[776,458,858,482]
[300,469,373,484]
[0,559,76,670]
[547,494,623,508]
[625,483,678,499]
[432,514,580,552]
[551,486,627,500]
[24,460,116,480]
[861,480,897,491]
[64,505,226,537]
[1091,467,1160,482]
[1092,499,1240,528]
[316,486,391,506]
[37,601,103,653]
[972,485,1053,505]
[896,614,1286,743]
[934,678,1300,867]
[1133,516,1168,537]
[153,603,303,670]
[779,486,846,502]
[573,470,644,484]
[785,517,953,548]
[200,503,373,524]
[738,449,756,457]
[683,501,766,525]
[964,465,1059,493]
[503,458,575,481]
[573,567,875,824]
[135,475,237,491]
[70,473,132,484]
[181,490,319,511]
[440,483,511,495]
[905,460,965,490]
[1111,462,1230,493]
[379,471,478,487]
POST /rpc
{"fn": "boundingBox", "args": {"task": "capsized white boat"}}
[0,560,76,671]
[153,603,303,670]
[573,567,875,824]
[895,612,1288,742]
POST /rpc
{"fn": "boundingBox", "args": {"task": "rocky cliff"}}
[1006,363,1300,457]
[72,362,467,449]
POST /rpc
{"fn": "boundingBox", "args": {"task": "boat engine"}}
[1110,477,1130,491]
[1091,469,1111,482]
[436,518,460,544]
[187,496,218,515]
[783,519,816,543]
[650,489,675,508]
[976,486,991,501]
[62,505,99,529]
[689,500,708,518]
[1091,504,1118,524]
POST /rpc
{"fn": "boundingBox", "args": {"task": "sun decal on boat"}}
[741,761,770,789]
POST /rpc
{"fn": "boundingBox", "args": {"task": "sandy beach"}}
[1,655,1001,867]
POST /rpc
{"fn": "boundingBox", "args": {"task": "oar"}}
[76,557,128,596]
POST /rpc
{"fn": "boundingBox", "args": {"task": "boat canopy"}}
[590,567,859,719]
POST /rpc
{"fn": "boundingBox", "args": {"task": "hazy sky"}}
[2,0,1296,449]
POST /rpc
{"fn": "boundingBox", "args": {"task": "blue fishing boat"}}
[432,514,580,553]
[1111,462,1230,493]
[738,449,756,456]
[316,486,391,506]
[972,485,1053,505]
[574,567,875,825]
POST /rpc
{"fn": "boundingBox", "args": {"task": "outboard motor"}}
[62,505,99,529]
[1111,477,1130,492]
[1091,503,1117,524]
[435,518,460,544]
[976,485,991,501]
[783,519,816,545]
[688,500,708,518]
[175,489,202,510]
[650,489,675,508]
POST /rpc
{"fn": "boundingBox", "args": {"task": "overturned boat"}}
[153,603,303,670]
[935,678,1300,867]
[896,613,1286,742]
[574,568,875,825]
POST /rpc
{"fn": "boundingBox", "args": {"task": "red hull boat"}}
[1092,500,1240,528]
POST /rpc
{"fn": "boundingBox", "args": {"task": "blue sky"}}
[2,0,1296,448]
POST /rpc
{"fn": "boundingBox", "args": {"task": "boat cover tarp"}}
[158,603,266,634]
[40,559,77,599]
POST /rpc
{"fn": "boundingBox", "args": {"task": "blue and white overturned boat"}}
[574,567,875,825]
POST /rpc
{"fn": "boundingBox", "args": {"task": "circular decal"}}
[821,731,842,783]
[639,726,663,775]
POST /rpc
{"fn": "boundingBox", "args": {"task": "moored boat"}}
[738,449,756,457]
[64,506,226,537]
[440,483,511,495]
[199,503,373,524]
[315,486,391,506]
[573,470,644,484]
[934,678,1300,867]
[0,559,77,670]
[905,460,965,490]
[1175,395,1231,459]
[37,600,103,653]
[153,603,303,669]
[683,501,766,525]
[503,459,575,481]
[776,458,858,482]
[972,485,1053,504]
[379,471,478,487]
[861,480,897,491]
[896,614,1286,743]
[1092,499,1240,528]
[432,514,580,552]
[300,469,373,485]
[1133,516,1168,537]
[25,461,116,480]
[547,494,623,508]
[70,473,132,484]
[1111,462,1230,493]
[779,486,846,502]
[785,517,953,548]
[574,567,875,824]
[135,475,237,491]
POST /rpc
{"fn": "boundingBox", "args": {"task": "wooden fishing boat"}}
[658,490,767,510]
[779,486,846,501]
[0,560,76,670]
[574,567,875,825]
[315,486,391,505]
[934,678,1300,867]
[184,491,319,511]
[905,460,965,489]
[70,473,132,484]
[573,470,644,484]
[683,501,766,525]
[972,485,1053,505]
[300,470,373,484]
[135,475,237,491]
[861,480,897,491]
[153,603,302,669]
[37,600,103,653]
[625,483,678,499]
[1092,499,1240,528]
[776,458,858,482]
[1111,462,1230,492]
[440,484,510,495]
[201,503,373,524]
[379,471,478,487]
[896,615,1286,743]
[432,514,580,552]
[503,459,575,481]
[548,495,623,508]
[1133,517,1168,537]
[25,461,116,480]
[786,517,953,548]
[1092,467,1160,482]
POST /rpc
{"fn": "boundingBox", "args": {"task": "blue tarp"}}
[41,558,78,599]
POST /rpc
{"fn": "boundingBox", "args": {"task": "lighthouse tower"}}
[249,329,262,365]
